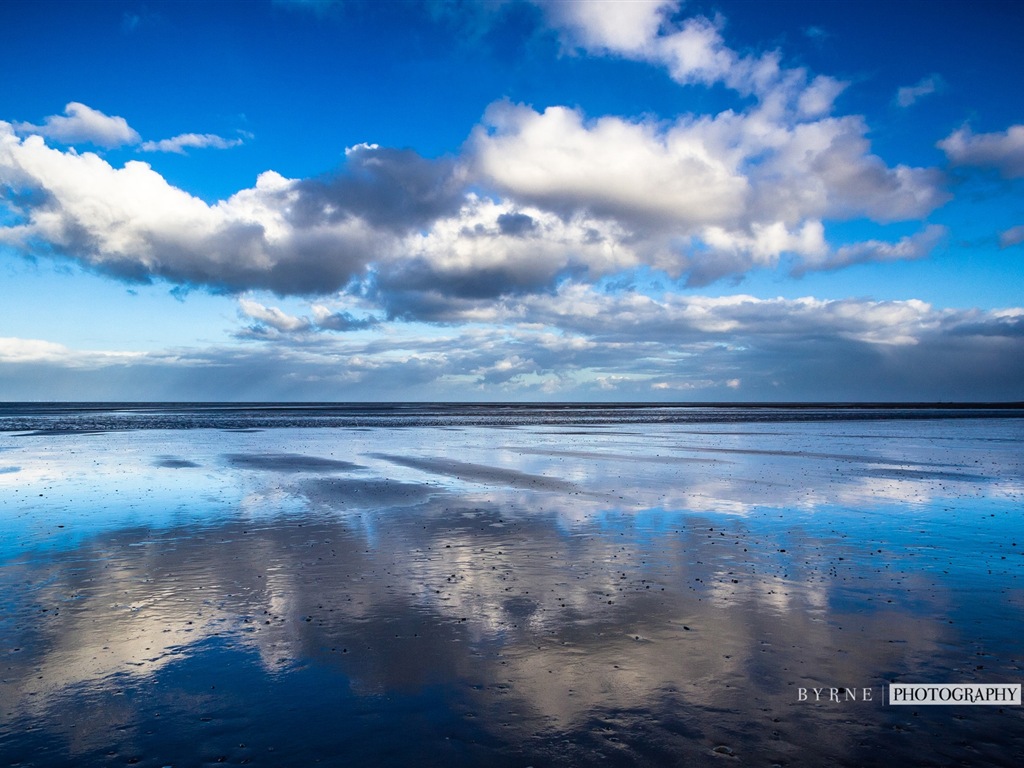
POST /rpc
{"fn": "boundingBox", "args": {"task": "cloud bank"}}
[1,291,1021,400]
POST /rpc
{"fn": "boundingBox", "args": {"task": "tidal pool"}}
[1,411,1022,766]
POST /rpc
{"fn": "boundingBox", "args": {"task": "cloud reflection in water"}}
[1,418,1022,766]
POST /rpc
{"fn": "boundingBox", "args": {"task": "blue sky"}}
[0,0,1022,401]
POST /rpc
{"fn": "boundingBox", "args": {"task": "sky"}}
[0,0,1022,402]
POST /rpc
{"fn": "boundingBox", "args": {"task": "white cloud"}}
[797,75,848,119]
[0,336,142,366]
[747,114,947,224]
[0,337,73,363]
[796,224,947,275]
[512,1,945,286]
[140,133,245,154]
[238,299,312,333]
[0,123,395,293]
[1000,225,1024,248]
[382,194,636,303]
[471,102,748,230]
[656,15,781,95]
[540,0,674,56]
[14,102,247,156]
[939,125,1024,178]
[541,1,773,97]
[0,93,949,300]
[492,285,951,347]
[237,298,381,336]
[896,75,941,108]
[0,4,956,303]
[538,0,845,113]
[474,103,946,230]
[470,102,946,285]
[13,102,140,148]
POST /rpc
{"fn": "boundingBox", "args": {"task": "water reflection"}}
[1,420,1022,766]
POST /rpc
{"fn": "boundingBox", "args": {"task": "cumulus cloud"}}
[471,102,746,229]
[540,0,674,57]
[538,0,845,115]
[0,109,950,303]
[896,75,942,108]
[140,133,246,154]
[13,102,141,148]
[469,102,946,286]
[474,102,946,229]
[542,1,768,95]
[375,195,636,308]
[0,124,409,294]
[0,6,953,300]
[939,125,1024,178]
[687,221,828,286]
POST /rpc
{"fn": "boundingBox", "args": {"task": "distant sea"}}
[0,401,1020,432]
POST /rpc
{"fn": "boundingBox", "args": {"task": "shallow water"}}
[1,412,1022,766]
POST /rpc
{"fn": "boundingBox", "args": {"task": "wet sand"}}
[1,415,1022,766]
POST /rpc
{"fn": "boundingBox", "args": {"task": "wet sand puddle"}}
[0,417,1022,766]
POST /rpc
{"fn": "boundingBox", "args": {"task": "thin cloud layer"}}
[1000,225,1024,249]
[896,75,942,108]
[140,133,246,154]
[0,336,143,367]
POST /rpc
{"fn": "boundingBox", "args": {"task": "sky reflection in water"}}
[1,418,1022,766]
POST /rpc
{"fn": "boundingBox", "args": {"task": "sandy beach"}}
[1,407,1022,766]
